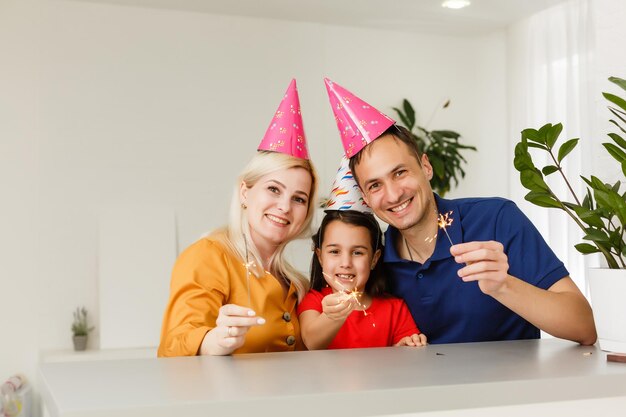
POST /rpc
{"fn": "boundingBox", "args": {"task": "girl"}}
[298,210,427,349]
[158,80,318,356]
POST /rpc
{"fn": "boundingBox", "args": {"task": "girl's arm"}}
[299,292,354,350]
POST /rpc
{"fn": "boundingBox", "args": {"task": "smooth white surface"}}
[39,339,626,417]
[40,347,156,364]
[98,205,175,349]
[71,0,568,36]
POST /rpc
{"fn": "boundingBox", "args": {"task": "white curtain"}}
[507,0,595,295]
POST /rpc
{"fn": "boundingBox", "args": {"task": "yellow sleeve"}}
[157,239,232,357]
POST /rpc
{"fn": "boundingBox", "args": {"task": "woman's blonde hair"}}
[211,151,318,301]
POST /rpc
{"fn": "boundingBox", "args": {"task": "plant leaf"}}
[609,107,626,125]
[608,132,626,150]
[524,191,561,208]
[609,76,626,92]
[557,138,579,163]
[520,169,549,192]
[527,142,549,151]
[546,123,563,149]
[603,92,626,113]
[392,106,411,129]
[603,142,626,162]
[609,119,626,135]
[584,229,610,242]
[521,128,544,144]
[575,243,601,254]
[403,99,416,130]
[577,209,606,228]
[542,165,559,176]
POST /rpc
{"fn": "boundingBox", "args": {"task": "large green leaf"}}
[575,243,601,254]
[577,209,606,228]
[604,142,626,162]
[538,124,552,142]
[392,107,411,129]
[542,165,559,176]
[608,132,626,149]
[521,128,544,144]
[546,123,563,149]
[430,156,445,179]
[520,169,549,192]
[584,229,610,242]
[603,92,626,113]
[432,130,461,139]
[524,191,561,208]
[403,99,416,129]
[557,138,579,163]
[609,76,626,92]
[513,143,535,171]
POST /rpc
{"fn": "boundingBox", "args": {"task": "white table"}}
[39,339,626,417]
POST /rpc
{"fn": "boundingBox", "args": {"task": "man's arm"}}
[451,241,597,345]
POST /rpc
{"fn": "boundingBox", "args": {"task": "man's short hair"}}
[349,125,423,187]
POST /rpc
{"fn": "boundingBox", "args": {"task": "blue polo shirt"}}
[383,194,568,344]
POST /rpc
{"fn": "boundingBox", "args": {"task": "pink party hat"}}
[258,79,309,159]
[325,156,372,213]
[324,78,395,158]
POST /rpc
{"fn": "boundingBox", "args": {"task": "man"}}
[324,78,596,345]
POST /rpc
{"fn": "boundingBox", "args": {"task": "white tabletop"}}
[39,339,626,417]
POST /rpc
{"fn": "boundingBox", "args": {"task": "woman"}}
[158,80,318,356]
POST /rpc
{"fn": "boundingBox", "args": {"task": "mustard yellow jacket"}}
[158,238,304,357]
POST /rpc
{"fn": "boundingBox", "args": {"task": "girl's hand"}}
[394,333,428,347]
[200,304,266,355]
[321,291,355,321]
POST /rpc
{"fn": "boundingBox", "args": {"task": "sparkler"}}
[437,211,455,246]
[322,271,374,326]
[243,235,253,308]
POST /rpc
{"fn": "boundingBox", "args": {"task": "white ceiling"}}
[73,0,567,36]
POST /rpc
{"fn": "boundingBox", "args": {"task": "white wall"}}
[591,0,626,184]
[0,0,507,400]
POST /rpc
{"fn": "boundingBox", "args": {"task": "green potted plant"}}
[71,306,94,351]
[392,99,477,196]
[514,76,626,352]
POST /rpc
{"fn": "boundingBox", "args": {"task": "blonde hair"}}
[211,151,318,301]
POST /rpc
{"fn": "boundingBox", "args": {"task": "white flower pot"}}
[588,267,626,353]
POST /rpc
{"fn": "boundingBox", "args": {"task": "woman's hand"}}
[394,333,427,347]
[199,304,266,355]
[321,291,355,322]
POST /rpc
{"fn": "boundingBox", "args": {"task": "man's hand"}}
[450,241,510,296]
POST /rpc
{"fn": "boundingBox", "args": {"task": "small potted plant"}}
[392,99,477,197]
[71,306,94,351]
[514,76,626,352]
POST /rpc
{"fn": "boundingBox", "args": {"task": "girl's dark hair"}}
[310,210,386,296]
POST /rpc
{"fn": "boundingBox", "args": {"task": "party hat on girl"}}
[325,156,372,213]
[258,79,309,159]
[323,78,395,158]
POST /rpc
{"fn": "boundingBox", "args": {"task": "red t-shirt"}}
[297,287,420,349]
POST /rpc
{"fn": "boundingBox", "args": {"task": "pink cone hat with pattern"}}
[324,78,395,158]
[325,156,372,213]
[258,79,309,159]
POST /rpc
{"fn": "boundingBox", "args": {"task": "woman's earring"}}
[241,203,247,209]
